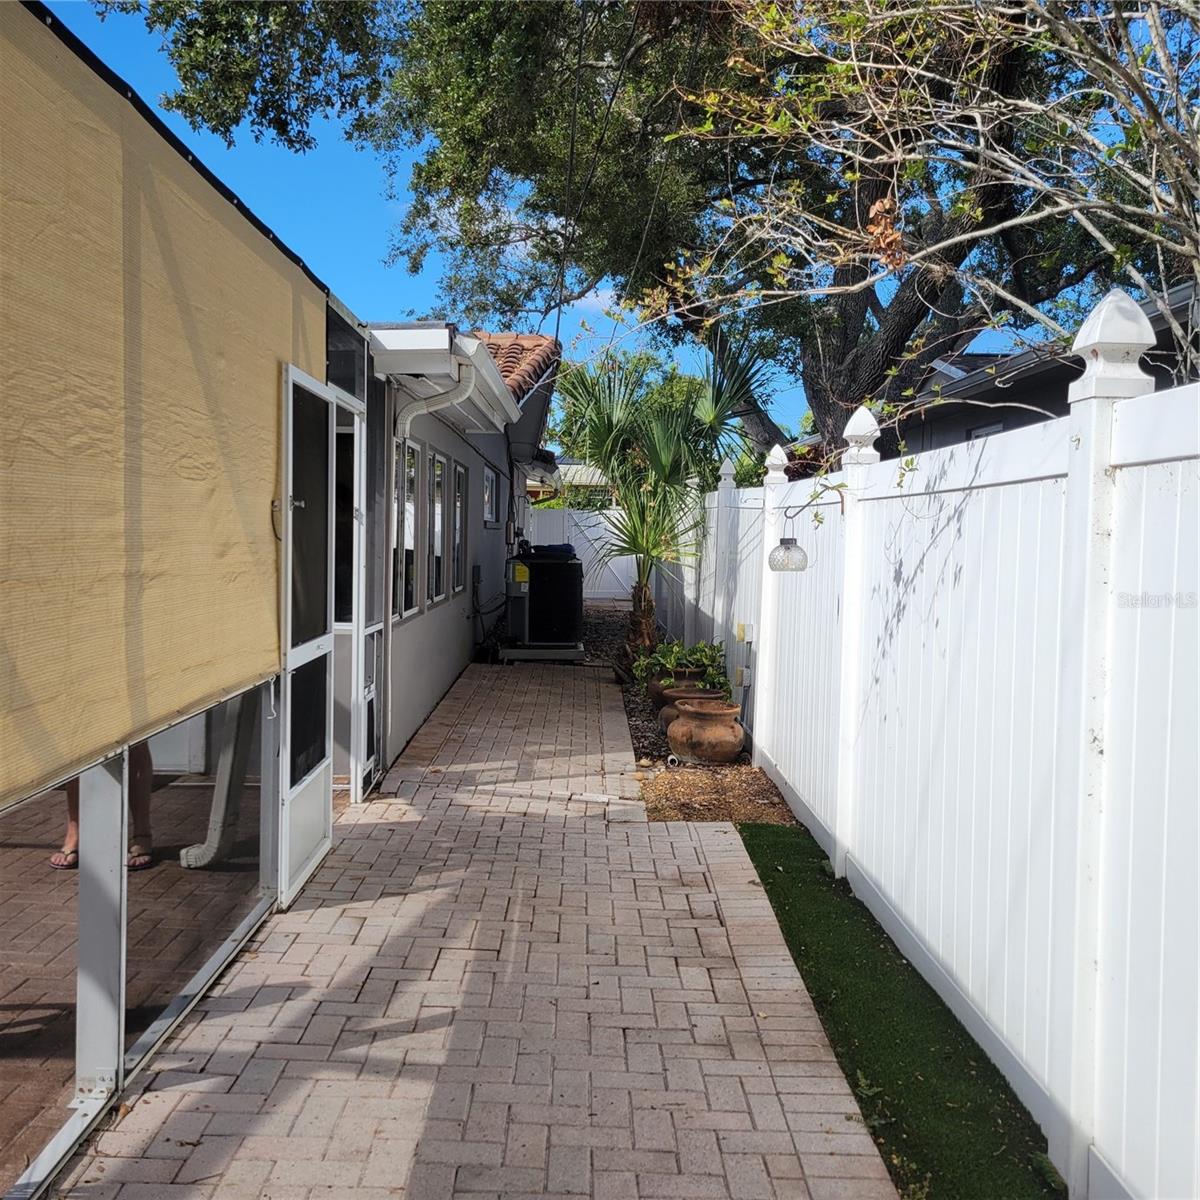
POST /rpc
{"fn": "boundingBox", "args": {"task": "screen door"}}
[280,366,336,906]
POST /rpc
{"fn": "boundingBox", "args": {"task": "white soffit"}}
[370,324,520,434]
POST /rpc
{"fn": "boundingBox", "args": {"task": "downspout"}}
[394,361,477,439]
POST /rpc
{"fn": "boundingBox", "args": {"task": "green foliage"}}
[94,0,394,151]
[360,0,729,329]
[597,479,699,593]
[739,823,1064,1200]
[358,0,1180,444]
[560,339,762,494]
[632,639,729,697]
[549,351,706,461]
[632,638,687,685]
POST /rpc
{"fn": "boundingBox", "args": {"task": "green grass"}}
[738,822,1065,1200]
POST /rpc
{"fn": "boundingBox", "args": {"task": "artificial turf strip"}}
[738,822,1065,1200]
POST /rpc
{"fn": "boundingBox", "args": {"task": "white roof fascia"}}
[380,326,520,437]
[454,332,522,426]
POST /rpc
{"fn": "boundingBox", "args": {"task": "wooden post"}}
[832,406,881,877]
[1048,289,1155,1193]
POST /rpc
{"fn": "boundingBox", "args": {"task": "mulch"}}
[641,764,796,824]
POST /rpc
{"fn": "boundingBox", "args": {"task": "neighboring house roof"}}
[908,284,1195,411]
[558,462,609,488]
[473,333,562,406]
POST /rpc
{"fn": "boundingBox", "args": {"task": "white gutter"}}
[456,333,522,425]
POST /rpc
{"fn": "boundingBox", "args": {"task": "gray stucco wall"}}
[384,412,513,761]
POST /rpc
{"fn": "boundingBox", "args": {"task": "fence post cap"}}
[1073,288,1155,356]
[764,444,789,485]
[718,457,738,486]
[1069,289,1155,401]
[842,405,881,465]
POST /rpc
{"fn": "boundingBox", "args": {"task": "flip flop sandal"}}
[127,843,154,871]
[50,848,79,870]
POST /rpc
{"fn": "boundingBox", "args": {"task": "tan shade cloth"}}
[0,6,327,808]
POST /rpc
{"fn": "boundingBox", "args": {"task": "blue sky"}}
[46,2,809,429]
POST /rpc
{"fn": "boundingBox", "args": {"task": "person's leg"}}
[49,779,80,868]
[127,741,153,870]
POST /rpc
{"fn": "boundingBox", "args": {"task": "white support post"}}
[259,677,281,900]
[75,752,127,1102]
[683,474,702,645]
[832,406,881,877]
[751,446,789,766]
[716,458,737,651]
[1047,289,1155,1194]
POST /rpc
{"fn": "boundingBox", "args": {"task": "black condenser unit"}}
[503,545,584,660]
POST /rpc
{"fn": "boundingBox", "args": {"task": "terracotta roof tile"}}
[473,332,561,405]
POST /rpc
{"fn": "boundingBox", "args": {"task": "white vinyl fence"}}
[527,506,637,600]
[657,292,1199,1200]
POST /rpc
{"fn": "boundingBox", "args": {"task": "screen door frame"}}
[279,364,340,907]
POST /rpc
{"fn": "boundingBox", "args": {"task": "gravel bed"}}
[622,682,671,762]
[581,603,629,665]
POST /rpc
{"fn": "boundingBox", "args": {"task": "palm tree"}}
[557,339,768,655]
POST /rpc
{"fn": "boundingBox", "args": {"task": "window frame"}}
[391,437,423,622]
[967,421,1004,441]
[482,463,500,527]
[427,450,448,605]
[452,462,468,594]
[333,417,356,629]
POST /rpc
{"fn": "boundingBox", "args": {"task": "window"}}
[428,453,446,602]
[391,441,420,618]
[326,306,366,400]
[452,464,467,592]
[967,421,1004,441]
[403,445,419,612]
[364,375,387,628]
[290,384,330,648]
[334,420,354,624]
[483,464,499,526]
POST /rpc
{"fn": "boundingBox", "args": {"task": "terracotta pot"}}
[646,667,703,710]
[659,685,719,730]
[667,698,745,764]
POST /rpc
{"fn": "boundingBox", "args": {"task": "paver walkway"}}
[60,665,895,1200]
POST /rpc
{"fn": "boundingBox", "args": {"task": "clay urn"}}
[646,667,703,710]
[659,684,719,730]
[667,698,745,764]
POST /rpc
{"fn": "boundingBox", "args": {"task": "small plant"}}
[632,639,687,686]
[635,639,731,697]
[682,640,730,694]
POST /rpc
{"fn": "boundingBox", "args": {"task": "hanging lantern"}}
[768,536,808,572]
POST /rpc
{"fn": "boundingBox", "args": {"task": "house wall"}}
[0,5,326,808]
[385,410,512,760]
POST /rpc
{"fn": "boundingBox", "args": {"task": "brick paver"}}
[59,665,895,1199]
